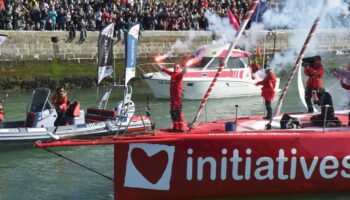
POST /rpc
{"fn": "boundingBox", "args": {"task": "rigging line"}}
[328,78,341,90]
[43,147,114,182]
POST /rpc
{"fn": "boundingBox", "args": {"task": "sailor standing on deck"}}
[157,63,187,132]
[255,68,277,120]
[303,55,324,113]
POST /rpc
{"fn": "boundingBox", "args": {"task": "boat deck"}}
[155,110,350,135]
[35,110,350,147]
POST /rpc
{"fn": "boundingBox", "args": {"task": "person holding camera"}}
[303,55,324,113]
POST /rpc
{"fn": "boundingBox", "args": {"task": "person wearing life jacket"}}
[303,55,324,113]
[249,59,261,79]
[51,87,68,126]
[160,63,187,132]
[255,68,277,120]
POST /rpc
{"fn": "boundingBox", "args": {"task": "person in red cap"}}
[51,87,68,126]
[255,68,277,120]
[158,63,187,132]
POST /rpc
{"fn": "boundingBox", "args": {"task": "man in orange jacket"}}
[255,68,277,120]
[51,87,68,126]
[303,55,324,113]
[159,63,187,132]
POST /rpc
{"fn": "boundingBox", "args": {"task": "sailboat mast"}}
[270,0,327,119]
[190,0,260,127]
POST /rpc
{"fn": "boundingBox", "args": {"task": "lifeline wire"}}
[43,147,114,181]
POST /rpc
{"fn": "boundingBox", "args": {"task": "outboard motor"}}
[115,100,135,119]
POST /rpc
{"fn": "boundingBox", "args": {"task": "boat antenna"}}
[266,0,328,130]
[113,58,116,85]
[235,105,238,132]
[189,0,260,129]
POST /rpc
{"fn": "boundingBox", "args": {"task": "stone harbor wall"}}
[0,29,349,63]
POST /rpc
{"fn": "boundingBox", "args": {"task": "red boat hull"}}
[114,133,350,199]
[35,112,350,199]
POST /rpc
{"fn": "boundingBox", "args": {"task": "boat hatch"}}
[27,128,47,132]
[0,129,19,133]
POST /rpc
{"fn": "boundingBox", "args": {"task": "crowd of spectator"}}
[0,0,349,34]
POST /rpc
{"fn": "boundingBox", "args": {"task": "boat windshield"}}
[191,57,212,69]
[199,57,247,70]
[28,88,52,112]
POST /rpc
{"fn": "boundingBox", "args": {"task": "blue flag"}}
[125,24,140,86]
[252,0,266,23]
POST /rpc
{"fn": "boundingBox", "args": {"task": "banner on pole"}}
[98,23,115,85]
[125,24,140,86]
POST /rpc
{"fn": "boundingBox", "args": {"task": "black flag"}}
[98,23,115,84]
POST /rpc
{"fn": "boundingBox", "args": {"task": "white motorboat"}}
[0,87,151,143]
[142,44,280,99]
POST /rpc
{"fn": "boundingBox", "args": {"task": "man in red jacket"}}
[159,63,187,132]
[255,68,277,120]
[303,55,324,113]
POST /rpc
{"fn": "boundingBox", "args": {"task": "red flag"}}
[0,0,4,9]
[120,0,126,5]
[227,8,239,30]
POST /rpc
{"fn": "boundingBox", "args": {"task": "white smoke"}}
[160,0,348,69]
[258,0,348,73]
[159,31,196,60]
[205,11,237,44]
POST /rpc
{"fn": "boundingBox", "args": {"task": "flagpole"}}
[266,0,327,128]
[113,58,116,85]
[190,0,260,128]
[97,33,100,106]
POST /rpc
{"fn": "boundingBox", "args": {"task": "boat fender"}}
[280,114,301,129]
[66,101,80,117]
[0,104,4,121]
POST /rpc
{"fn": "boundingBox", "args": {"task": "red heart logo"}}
[131,148,169,184]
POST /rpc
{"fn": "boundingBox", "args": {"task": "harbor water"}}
[1,70,350,200]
